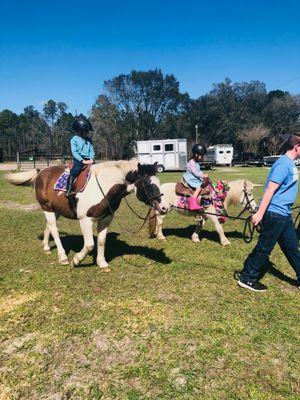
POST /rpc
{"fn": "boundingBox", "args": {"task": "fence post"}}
[17,152,20,170]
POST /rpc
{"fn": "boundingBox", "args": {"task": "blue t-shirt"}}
[265,155,298,216]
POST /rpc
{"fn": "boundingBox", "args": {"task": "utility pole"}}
[195,124,199,143]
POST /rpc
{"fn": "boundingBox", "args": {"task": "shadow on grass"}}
[234,261,298,287]
[38,231,171,267]
[162,226,244,242]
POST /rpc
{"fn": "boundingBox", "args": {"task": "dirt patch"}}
[2,333,37,355]
[0,201,39,212]
[0,292,39,316]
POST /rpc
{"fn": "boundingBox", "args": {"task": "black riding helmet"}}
[192,143,207,157]
[72,116,93,133]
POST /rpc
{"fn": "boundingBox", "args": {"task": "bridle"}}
[235,181,257,219]
[136,177,163,205]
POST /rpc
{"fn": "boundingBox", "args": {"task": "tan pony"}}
[6,159,165,271]
[149,179,258,246]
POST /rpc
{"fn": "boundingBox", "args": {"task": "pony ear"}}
[137,162,142,170]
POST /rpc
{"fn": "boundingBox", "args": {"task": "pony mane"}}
[93,158,138,178]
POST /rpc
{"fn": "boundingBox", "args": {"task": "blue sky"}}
[1,0,300,115]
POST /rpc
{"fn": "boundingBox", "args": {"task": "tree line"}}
[1,70,300,161]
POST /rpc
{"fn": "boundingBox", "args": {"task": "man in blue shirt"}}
[65,116,95,197]
[238,134,300,292]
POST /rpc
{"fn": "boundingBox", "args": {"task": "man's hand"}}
[83,159,93,165]
[252,211,263,226]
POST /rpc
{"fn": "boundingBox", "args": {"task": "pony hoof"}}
[100,267,111,273]
[157,236,166,241]
[44,250,51,255]
[222,241,230,246]
[192,238,200,243]
[60,258,69,265]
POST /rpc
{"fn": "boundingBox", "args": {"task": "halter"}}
[240,180,257,211]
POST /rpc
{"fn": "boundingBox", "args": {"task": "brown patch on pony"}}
[35,166,77,219]
[87,184,128,219]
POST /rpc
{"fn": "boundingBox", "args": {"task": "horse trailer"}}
[204,144,234,166]
[136,139,187,172]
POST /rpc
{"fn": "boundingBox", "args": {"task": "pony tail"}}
[5,169,39,186]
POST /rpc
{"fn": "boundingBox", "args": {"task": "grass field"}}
[0,167,299,400]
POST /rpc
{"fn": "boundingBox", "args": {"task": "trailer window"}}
[226,150,232,153]
[219,151,224,154]
[153,145,161,151]
[165,144,174,152]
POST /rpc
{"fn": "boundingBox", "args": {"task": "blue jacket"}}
[70,135,95,162]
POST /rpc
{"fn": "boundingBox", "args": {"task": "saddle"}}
[69,163,91,194]
[54,164,92,194]
[175,177,211,197]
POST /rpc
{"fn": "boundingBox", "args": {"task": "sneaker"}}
[238,280,268,292]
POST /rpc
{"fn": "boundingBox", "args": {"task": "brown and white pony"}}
[6,159,165,271]
[149,179,258,246]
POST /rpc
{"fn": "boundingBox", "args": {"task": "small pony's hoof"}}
[44,250,51,255]
[221,240,230,246]
[100,267,111,273]
[60,258,69,265]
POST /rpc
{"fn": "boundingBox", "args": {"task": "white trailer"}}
[204,144,233,166]
[136,139,187,172]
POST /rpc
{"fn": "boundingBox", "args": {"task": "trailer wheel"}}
[157,164,165,173]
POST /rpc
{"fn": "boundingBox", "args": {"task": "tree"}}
[237,124,269,154]
[265,135,283,155]
[91,69,188,158]
[0,109,20,159]
[263,94,300,134]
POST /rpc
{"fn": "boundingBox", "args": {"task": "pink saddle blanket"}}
[177,196,204,211]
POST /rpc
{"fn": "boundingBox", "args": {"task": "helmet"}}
[192,144,207,156]
[72,116,93,133]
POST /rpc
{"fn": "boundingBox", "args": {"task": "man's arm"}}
[252,181,280,226]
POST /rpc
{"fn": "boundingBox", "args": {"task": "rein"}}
[94,175,156,235]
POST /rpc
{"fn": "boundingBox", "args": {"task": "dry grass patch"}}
[0,292,39,316]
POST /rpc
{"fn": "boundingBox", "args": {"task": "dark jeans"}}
[69,159,85,180]
[241,211,300,283]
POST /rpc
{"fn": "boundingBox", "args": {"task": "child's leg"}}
[192,187,201,198]
[66,160,83,196]
[70,159,83,180]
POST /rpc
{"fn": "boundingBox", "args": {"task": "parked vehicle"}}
[203,144,233,166]
[263,155,300,166]
[136,139,187,172]
[233,152,263,167]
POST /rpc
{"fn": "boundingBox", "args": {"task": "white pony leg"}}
[208,214,230,246]
[72,218,94,267]
[43,224,51,253]
[156,215,166,241]
[191,218,202,243]
[43,211,68,264]
[96,216,113,270]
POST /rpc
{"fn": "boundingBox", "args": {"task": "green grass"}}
[0,167,299,399]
